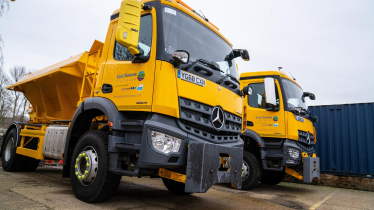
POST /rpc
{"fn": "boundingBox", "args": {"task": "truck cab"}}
[1,0,249,203]
[239,71,320,190]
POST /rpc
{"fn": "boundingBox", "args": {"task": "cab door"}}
[243,78,286,138]
[97,9,157,112]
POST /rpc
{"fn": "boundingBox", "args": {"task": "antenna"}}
[199,10,209,21]
[288,71,297,81]
[278,67,282,71]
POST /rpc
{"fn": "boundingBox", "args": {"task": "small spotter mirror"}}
[242,86,253,96]
[240,49,250,61]
[233,49,250,61]
[172,50,190,64]
[302,92,316,101]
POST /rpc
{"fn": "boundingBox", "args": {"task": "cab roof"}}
[112,0,233,47]
[240,71,302,88]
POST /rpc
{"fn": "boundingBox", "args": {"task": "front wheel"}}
[260,170,286,185]
[70,131,121,203]
[162,178,191,195]
[241,151,262,190]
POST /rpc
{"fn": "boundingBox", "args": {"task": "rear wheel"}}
[260,170,286,185]
[70,131,121,203]
[162,178,191,195]
[23,158,40,172]
[2,128,25,172]
[241,151,262,190]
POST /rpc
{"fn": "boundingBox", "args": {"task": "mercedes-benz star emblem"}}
[211,107,225,130]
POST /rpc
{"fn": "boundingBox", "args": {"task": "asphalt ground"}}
[0,166,373,210]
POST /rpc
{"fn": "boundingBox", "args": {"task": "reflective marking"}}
[309,191,337,210]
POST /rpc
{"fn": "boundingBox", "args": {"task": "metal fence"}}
[309,103,374,177]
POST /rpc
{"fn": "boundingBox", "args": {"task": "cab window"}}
[247,83,280,109]
[114,15,153,61]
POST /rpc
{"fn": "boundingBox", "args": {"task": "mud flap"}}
[185,142,243,193]
[303,157,320,183]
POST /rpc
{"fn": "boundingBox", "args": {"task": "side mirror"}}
[116,0,143,55]
[233,49,250,61]
[242,86,252,96]
[172,50,190,64]
[264,77,277,106]
[302,92,316,101]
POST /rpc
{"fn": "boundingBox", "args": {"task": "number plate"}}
[178,70,206,87]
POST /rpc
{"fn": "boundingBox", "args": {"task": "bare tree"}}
[1,0,11,73]
[0,35,3,72]
[8,66,27,121]
[0,67,13,127]
[0,0,10,17]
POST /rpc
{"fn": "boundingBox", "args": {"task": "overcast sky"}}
[1,0,373,106]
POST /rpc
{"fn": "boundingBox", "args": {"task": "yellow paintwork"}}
[7,40,104,123]
[152,61,180,118]
[285,167,303,180]
[240,71,302,88]
[97,8,156,112]
[241,78,286,138]
[286,111,314,140]
[116,0,144,55]
[16,125,47,160]
[240,71,315,141]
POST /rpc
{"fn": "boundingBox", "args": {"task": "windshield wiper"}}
[225,74,240,84]
[197,59,225,74]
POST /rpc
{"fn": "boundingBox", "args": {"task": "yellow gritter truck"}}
[1,0,251,202]
[239,71,320,190]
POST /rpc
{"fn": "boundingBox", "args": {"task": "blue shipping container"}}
[309,103,374,177]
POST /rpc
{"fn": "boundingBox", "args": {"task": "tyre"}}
[1,128,25,172]
[162,178,191,195]
[260,170,286,185]
[23,158,40,172]
[241,151,262,190]
[22,136,41,172]
[70,131,121,203]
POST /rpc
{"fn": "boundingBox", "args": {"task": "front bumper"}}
[260,139,320,183]
[185,141,242,192]
[108,113,243,192]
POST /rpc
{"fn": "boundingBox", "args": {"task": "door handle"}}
[102,84,113,93]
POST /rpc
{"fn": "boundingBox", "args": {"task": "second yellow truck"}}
[239,71,320,189]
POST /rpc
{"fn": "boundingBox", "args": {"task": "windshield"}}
[281,78,308,110]
[162,6,238,80]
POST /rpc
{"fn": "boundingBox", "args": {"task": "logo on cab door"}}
[138,71,145,81]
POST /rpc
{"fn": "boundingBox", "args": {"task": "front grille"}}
[178,97,242,144]
[298,130,315,146]
[297,141,315,152]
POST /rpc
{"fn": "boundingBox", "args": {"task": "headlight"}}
[151,131,182,154]
[287,147,300,159]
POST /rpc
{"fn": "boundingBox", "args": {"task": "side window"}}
[114,15,153,61]
[247,83,280,109]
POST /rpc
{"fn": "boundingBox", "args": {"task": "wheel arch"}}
[241,129,266,160]
[62,97,126,177]
[241,129,265,148]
